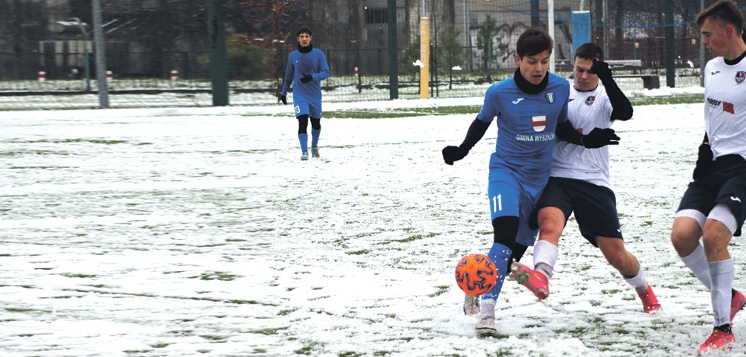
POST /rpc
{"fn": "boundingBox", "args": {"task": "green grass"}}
[193,271,241,281]
[428,285,450,297]
[321,105,480,119]
[294,340,326,355]
[628,93,703,106]
[294,93,704,120]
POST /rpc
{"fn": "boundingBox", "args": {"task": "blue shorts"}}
[487,166,544,247]
[294,101,322,119]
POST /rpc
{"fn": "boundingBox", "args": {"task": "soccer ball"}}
[455,253,498,296]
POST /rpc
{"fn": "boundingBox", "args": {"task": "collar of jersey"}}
[298,43,314,53]
[513,68,548,94]
[724,48,746,65]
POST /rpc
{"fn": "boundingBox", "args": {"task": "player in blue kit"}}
[442,28,620,338]
[509,42,662,315]
[280,26,330,161]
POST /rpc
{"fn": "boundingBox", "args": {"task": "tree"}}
[437,25,463,89]
[399,37,421,82]
[96,0,210,78]
[237,0,298,99]
[2,0,45,79]
[476,15,506,82]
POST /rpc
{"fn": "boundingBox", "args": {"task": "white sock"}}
[710,260,734,327]
[681,244,712,289]
[533,240,558,278]
[623,264,648,293]
[479,298,496,317]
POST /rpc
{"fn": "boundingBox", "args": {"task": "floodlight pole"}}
[387,0,398,99]
[665,0,675,87]
[700,0,705,87]
[548,0,555,73]
[207,0,229,106]
[602,0,608,58]
[92,0,109,108]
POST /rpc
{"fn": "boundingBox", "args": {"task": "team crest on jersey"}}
[532,115,547,132]
[736,71,746,84]
[545,92,555,104]
[584,96,596,106]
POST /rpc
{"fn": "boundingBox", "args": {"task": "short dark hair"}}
[696,0,744,30]
[516,28,553,58]
[574,42,603,62]
[297,26,312,36]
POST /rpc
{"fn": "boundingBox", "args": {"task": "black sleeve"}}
[459,117,491,151]
[555,120,582,145]
[600,77,633,121]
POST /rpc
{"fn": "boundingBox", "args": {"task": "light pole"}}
[602,0,609,59]
[92,0,109,108]
[700,0,705,87]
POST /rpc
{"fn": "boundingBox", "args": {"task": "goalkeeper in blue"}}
[442,29,620,339]
[509,42,662,314]
[280,26,330,161]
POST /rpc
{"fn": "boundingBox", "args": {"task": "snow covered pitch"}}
[2,95,744,356]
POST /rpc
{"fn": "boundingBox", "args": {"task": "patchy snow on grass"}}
[3,91,744,357]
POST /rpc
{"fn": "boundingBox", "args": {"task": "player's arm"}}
[442,117,490,165]
[591,60,633,121]
[556,120,620,148]
[315,52,331,81]
[301,53,331,84]
[279,55,294,104]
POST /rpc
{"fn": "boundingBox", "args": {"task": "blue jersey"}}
[281,47,330,118]
[478,72,570,184]
[480,72,570,247]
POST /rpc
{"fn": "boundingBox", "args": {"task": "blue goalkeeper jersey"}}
[477,72,570,182]
[281,46,330,114]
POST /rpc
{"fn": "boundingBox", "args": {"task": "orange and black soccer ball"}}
[455,253,498,296]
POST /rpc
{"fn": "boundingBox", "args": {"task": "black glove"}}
[693,143,714,180]
[442,145,469,165]
[591,60,613,81]
[279,95,287,105]
[581,128,620,148]
[300,74,313,83]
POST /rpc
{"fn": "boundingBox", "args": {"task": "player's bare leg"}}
[598,237,660,313]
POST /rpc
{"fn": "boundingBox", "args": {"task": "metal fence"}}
[2,0,737,108]
[0,49,208,82]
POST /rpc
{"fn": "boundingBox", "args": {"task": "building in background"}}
[0,0,717,81]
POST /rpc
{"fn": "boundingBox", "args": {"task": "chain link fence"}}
[1,0,737,109]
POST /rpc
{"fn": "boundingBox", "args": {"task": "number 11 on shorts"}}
[492,194,502,212]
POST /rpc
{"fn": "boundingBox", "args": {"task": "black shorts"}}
[677,154,746,236]
[533,177,622,246]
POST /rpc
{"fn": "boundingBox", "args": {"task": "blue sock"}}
[298,133,308,152]
[311,129,320,148]
[482,242,512,302]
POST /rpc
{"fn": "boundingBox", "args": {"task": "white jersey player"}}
[510,42,662,315]
[671,0,746,353]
